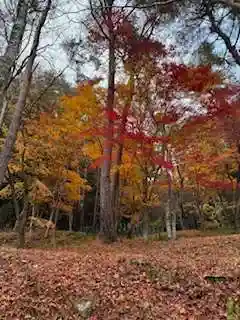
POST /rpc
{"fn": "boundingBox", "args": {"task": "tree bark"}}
[69,213,73,232]
[54,207,59,225]
[195,198,204,229]
[93,167,100,231]
[176,165,185,230]
[7,167,20,229]
[165,196,172,239]
[51,207,59,248]
[142,179,149,240]
[171,209,176,240]
[142,208,149,240]
[18,177,29,248]
[0,0,52,185]
[233,187,240,230]
[0,98,9,129]
[99,3,117,242]
[0,0,28,127]
[29,204,35,239]
[44,207,55,238]
[79,167,87,231]
[111,73,135,231]
[18,201,29,248]
[165,149,175,240]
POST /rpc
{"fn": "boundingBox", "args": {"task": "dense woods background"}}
[0,0,239,247]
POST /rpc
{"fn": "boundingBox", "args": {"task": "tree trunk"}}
[142,177,149,240]
[171,209,176,240]
[93,168,100,231]
[44,207,55,238]
[177,189,185,230]
[178,203,184,230]
[7,167,20,230]
[18,179,29,248]
[18,203,29,248]
[165,149,175,240]
[195,199,203,229]
[0,0,28,126]
[143,208,149,240]
[79,167,87,231]
[69,213,73,232]
[0,0,52,185]
[54,207,59,225]
[79,204,84,231]
[165,197,172,240]
[0,98,9,129]
[99,5,117,242]
[111,73,135,230]
[52,207,59,248]
[176,165,185,229]
[29,204,35,239]
[234,188,240,230]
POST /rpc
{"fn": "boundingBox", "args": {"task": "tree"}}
[182,0,240,67]
[0,0,28,128]
[0,0,52,185]
[6,83,100,246]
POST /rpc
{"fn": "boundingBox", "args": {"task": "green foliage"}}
[227,298,240,320]
[205,276,228,283]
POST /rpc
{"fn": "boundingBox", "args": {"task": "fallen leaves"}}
[0,235,240,319]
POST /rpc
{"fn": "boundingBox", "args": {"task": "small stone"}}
[143,301,150,309]
[74,298,94,318]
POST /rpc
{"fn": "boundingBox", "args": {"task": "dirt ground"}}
[0,234,240,319]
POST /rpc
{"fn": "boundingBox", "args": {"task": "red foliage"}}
[155,114,179,125]
[166,64,221,92]
[200,179,234,191]
[89,155,111,169]
[105,110,122,121]
[152,156,173,169]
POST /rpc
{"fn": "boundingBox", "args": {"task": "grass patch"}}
[0,230,96,248]
[149,228,238,241]
[204,275,228,283]
[227,297,240,320]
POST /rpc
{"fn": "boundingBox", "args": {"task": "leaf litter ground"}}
[0,235,240,319]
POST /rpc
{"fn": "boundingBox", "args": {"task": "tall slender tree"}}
[0,0,29,128]
[0,0,52,185]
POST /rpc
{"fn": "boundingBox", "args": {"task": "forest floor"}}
[0,233,240,319]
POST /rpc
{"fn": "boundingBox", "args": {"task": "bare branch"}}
[89,0,110,40]
[207,5,240,65]
[24,66,68,118]
[216,0,240,11]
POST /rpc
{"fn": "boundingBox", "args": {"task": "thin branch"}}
[234,24,240,46]
[89,0,110,40]
[94,0,176,9]
[24,66,68,117]
[215,0,240,11]
[207,5,240,65]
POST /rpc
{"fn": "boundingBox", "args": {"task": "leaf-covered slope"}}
[1,235,240,319]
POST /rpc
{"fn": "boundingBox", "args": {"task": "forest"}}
[0,0,240,319]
